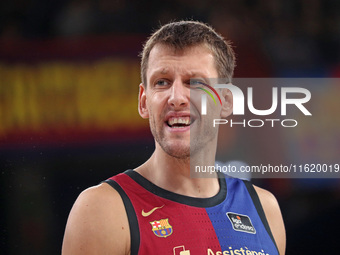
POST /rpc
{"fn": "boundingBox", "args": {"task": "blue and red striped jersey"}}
[105,170,279,255]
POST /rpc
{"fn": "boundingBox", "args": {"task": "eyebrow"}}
[148,68,170,77]
[160,68,168,74]
[149,68,210,80]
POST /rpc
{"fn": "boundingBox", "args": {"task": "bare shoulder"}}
[253,185,286,255]
[62,182,130,255]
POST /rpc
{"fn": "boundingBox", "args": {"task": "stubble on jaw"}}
[148,106,219,162]
[149,108,191,160]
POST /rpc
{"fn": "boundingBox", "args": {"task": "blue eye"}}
[190,79,206,87]
[155,80,170,86]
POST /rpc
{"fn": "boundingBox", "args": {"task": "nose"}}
[168,80,189,108]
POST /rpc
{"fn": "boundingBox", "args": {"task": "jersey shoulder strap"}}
[103,173,140,255]
[242,179,279,252]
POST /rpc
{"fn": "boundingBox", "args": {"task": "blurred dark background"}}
[0,0,340,254]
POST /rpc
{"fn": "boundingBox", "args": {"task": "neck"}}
[135,143,219,198]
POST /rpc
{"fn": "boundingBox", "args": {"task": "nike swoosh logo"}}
[141,205,164,217]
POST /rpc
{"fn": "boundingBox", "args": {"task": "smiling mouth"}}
[166,116,192,128]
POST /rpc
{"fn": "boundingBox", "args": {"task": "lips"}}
[167,116,191,128]
[165,113,193,128]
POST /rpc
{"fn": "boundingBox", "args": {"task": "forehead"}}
[146,44,217,78]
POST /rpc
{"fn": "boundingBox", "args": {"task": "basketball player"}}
[62,21,286,255]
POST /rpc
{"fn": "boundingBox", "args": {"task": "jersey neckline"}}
[124,169,227,208]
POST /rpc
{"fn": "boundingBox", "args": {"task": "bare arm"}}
[62,183,130,255]
[254,185,286,255]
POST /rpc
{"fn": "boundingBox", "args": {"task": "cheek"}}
[147,91,169,110]
[190,91,222,117]
[146,97,163,121]
[190,90,203,114]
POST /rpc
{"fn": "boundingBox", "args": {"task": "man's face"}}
[139,44,224,159]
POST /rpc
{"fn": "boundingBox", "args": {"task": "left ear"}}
[138,83,149,119]
[220,88,233,118]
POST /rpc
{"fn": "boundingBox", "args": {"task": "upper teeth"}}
[168,117,190,126]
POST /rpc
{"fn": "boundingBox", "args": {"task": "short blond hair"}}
[140,20,236,86]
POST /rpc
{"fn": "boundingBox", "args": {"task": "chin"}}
[162,143,191,159]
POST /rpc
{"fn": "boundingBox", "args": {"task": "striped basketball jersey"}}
[105,170,279,255]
